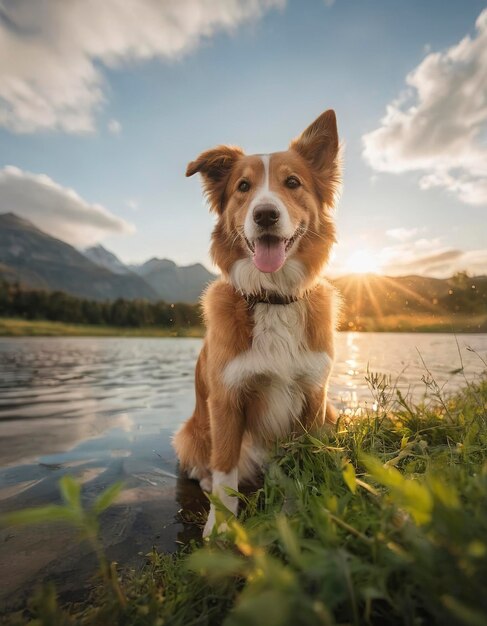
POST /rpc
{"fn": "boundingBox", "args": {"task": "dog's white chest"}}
[223,301,331,439]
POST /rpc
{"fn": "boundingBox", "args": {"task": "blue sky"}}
[0,0,486,277]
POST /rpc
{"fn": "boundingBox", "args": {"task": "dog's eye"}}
[238,180,250,192]
[285,176,301,189]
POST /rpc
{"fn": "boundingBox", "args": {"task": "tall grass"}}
[2,371,487,625]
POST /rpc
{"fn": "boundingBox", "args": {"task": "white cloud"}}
[330,234,487,278]
[419,171,487,206]
[0,0,284,134]
[386,227,419,241]
[459,250,487,276]
[0,166,135,246]
[377,238,487,278]
[363,9,487,207]
[108,119,122,135]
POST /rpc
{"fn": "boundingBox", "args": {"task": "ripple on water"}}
[0,334,485,608]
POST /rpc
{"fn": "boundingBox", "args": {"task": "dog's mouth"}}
[244,222,306,273]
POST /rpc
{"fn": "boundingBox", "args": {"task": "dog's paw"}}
[202,505,216,538]
[202,505,231,538]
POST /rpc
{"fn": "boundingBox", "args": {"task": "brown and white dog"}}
[173,109,341,536]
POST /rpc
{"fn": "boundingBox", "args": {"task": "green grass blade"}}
[1,505,79,527]
[92,482,123,515]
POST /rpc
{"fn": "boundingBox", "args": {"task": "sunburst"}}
[337,270,440,325]
[343,249,381,275]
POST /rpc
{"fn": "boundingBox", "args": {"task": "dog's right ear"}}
[186,145,243,214]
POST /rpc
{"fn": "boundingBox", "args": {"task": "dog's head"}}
[186,109,341,290]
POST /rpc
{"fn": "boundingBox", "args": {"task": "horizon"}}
[1,2,487,614]
[3,208,486,282]
[0,1,486,279]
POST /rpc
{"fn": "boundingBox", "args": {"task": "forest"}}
[0,273,485,331]
[0,280,202,328]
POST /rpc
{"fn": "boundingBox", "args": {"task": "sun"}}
[343,249,381,275]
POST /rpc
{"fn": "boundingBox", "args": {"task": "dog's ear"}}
[290,109,341,205]
[290,109,339,171]
[186,145,244,214]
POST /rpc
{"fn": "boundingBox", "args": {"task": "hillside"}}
[333,273,487,325]
[0,213,157,301]
[133,257,216,303]
[83,244,132,275]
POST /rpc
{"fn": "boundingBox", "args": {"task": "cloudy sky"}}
[0,0,486,277]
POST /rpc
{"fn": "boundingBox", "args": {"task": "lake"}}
[1,333,486,609]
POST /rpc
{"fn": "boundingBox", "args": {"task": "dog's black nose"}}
[253,204,280,228]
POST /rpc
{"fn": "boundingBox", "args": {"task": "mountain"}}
[83,244,131,275]
[2,212,483,309]
[83,246,217,304]
[133,257,217,303]
[0,213,157,301]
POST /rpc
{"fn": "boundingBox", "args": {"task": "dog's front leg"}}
[203,467,238,537]
[203,392,244,538]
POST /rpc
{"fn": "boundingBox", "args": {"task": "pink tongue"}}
[253,238,286,273]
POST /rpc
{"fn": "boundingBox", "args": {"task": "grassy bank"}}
[343,312,487,332]
[3,373,487,625]
[0,317,204,337]
[1,313,486,337]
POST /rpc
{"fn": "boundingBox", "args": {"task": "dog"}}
[173,109,341,537]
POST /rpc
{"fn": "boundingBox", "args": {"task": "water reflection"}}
[333,332,487,414]
[0,334,486,609]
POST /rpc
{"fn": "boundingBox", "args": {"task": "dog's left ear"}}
[290,109,339,172]
[290,109,341,205]
[186,145,243,214]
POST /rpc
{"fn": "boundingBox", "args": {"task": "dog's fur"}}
[172,109,341,536]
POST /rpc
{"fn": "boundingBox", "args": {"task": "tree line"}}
[0,273,485,329]
[0,280,202,328]
[439,273,487,314]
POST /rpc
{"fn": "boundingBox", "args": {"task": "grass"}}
[1,313,486,337]
[0,317,204,337]
[342,312,487,333]
[2,368,487,625]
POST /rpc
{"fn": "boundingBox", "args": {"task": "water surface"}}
[0,334,486,609]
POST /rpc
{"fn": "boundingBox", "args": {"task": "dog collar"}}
[242,291,307,309]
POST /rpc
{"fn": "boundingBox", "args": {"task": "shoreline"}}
[0,315,486,337]
[2,377,486,623]
[0,318,204,338]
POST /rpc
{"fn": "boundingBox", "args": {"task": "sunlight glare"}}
[344,249,381,275]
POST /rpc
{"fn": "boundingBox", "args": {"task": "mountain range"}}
[0,212,485,312]
[0,213,216,303]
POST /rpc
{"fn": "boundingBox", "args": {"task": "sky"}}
[0,0,486,278]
